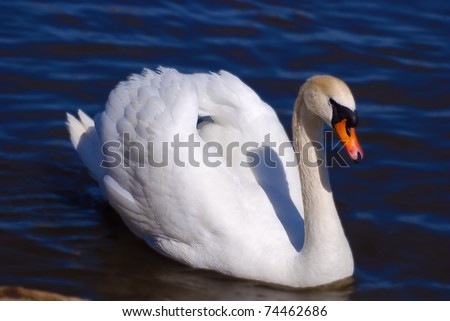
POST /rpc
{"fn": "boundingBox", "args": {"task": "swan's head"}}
[302,75,364,161]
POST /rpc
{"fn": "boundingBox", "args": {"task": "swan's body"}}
[67,68,363,287]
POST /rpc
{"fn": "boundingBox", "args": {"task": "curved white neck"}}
[291,91,353,287]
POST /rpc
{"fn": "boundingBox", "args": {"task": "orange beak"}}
[333,119,364,162]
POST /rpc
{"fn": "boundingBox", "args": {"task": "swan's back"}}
[67,68,304,280]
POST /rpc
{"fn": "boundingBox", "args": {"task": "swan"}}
[66,68,363,288]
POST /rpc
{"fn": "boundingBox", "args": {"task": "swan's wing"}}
[92,69,248,265]
[75,68,304,269]
[193,70,304,251]
[189,70,304,217]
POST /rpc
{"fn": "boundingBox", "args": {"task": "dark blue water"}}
[0,0,449,300]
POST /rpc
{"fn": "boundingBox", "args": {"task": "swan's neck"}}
[292,91,353,286]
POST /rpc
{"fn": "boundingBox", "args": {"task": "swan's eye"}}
[329,98,338,107]
[330,97,359,130]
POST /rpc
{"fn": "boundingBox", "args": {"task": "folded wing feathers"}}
[67,68,278,248]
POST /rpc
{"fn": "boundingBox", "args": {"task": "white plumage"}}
[67,68,361,287]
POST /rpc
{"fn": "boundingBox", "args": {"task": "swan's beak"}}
[333,119,364,162]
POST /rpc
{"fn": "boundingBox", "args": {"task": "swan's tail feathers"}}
[66,110,87,149]
[66,110,106,183]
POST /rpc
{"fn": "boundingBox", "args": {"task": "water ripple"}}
[0,0,449,300]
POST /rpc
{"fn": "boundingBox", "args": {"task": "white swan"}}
[67,68,363,288]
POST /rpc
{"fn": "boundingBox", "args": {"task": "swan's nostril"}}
[346,124,351,137]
